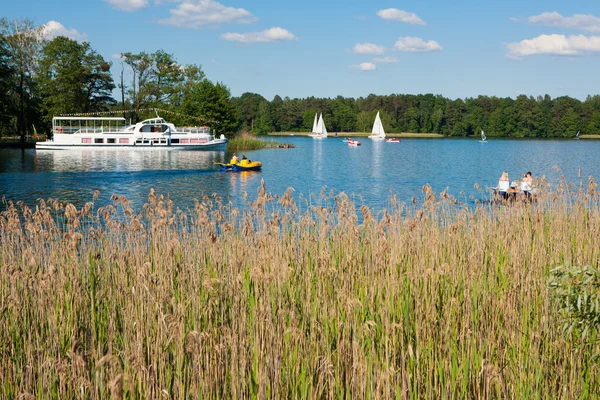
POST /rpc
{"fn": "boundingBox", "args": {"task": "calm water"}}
[0,137,597,212]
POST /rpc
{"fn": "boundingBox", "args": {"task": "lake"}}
[0,137,596,212]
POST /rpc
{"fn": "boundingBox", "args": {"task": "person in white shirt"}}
[520,172,533,199]
[496,171,510,200]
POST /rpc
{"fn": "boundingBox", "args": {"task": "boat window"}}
[107,138,116,144]
[171,138,180,144]
[94,138,103,144]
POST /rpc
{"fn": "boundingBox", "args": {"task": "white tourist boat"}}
[308,113,328,139]
[35,115,228,150]
[368,111,386,140]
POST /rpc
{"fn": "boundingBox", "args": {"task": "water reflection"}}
[312,138,323,183]
[34,148,227,172]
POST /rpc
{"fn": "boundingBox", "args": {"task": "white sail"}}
[481,130,487,141]
[576,130,580,139]
[369,111,386,139]
[311,113,318,133]
[317,113,328,136]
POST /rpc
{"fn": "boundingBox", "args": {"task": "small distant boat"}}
[386,138,400,143]
[309,113,328,139]
[348,139,361,146]
[368,111,386,140]
[289,133,295,136]
[575,130,580,140]
[342,137,351,143]
[479,130,487,143]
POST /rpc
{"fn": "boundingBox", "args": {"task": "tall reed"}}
[1,178,599,399]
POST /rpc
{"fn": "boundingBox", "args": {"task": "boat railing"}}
[178,127,211,134]
[76,127,127,134]
[54,126,126,134]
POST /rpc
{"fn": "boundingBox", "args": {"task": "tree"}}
[237,92,267,132]
[121,51,153,112]
[0,18,42,142]
[181,80,239,135]
[147,50,183,106]
[0,34,14,136]
[39,37,115,121]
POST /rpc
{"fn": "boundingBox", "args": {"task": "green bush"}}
[549,265,600,338]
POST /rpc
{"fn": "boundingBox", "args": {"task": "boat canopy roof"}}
[141,118,166,125]
[53,117,126,122]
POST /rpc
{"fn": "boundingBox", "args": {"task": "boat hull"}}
[232,163,262,172]
[368,136,385,140]
[35,140,228,151]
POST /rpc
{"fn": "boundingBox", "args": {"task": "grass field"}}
[1,179,599,398]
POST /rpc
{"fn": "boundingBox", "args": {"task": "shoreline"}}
[269,132,445,138]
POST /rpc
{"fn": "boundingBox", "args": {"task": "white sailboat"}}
[575,130,580,140]
[479,130,487,143]
[309,113,328,139]
[368,111,386,140]
[310,113,318,134]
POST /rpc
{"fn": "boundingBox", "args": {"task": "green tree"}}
[121,51,153,112]
[0,34,14,136]
[254,101,274,134]
[181,80,239,135]
[0,18,42,142]
[237,92,267,132]
[147,50,183,106]
[39,37,115,121]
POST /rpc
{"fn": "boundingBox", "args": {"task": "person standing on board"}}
[520,171,533,199]
[496,171,510,200]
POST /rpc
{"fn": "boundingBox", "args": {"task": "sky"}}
[3,0,600,101]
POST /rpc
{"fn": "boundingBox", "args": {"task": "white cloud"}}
[372,56,398,63]
[351,62,377,71]
[525,11,600,33]
[220,27,297,43]
[506,34,600,58]
[159,0,257,28]
[104,0,148,12]
[377,8,425,25]
[41,21,88,42]
[394,37,442,52]
[351,42,386,55]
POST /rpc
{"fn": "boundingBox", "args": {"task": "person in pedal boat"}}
[520,172,533,199]
[507,181,520,199]
[240,155,251,166]
[496,171,510,199]
[230,153,239,165]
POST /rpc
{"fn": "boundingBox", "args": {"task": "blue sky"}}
[4,0,600,100]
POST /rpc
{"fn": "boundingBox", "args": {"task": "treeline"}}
[235,93,600,137]
[1,18,599,141]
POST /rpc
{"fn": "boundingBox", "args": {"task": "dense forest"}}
[1,18,599,142]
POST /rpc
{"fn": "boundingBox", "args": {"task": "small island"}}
[227,132,296,151]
